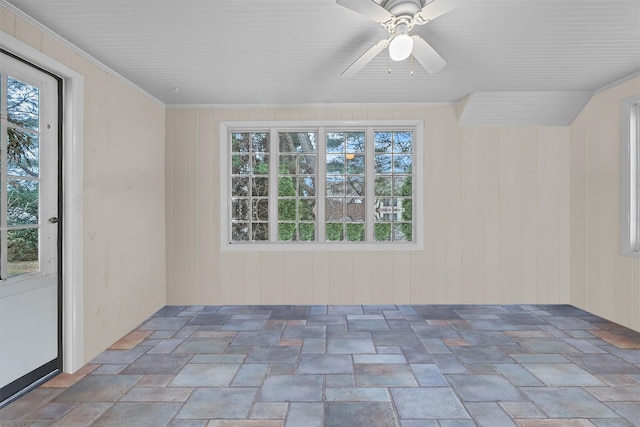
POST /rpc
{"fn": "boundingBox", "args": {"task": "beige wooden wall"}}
[1,6,167,362]
[570,76,640,331]
[166,106,570,306]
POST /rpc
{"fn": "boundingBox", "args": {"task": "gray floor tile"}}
[297,354,353,374]
[521,387,619,418]
[4,304,640,427]
[177,388,258,419]
[53,375,140,403]
[92,402,181,427]
[445,375,525,402]
[391,388,470,419]
[285,402,323,427]
[326,402,400,427]
[355,364,418,387]
[259,375,323,402]
[523,362,604,386]
[170,364,240,387]
[121,354,191,375]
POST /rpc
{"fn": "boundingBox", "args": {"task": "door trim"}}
[0,31,85,375]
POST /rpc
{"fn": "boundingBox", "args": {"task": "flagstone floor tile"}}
[2,304,639,426]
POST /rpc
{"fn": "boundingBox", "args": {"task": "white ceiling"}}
[3,0,639,121]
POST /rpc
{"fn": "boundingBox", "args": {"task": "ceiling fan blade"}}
[415,0,466,23]
[411,36,446,74]
[341,39,389,78]
[336,0,394,24]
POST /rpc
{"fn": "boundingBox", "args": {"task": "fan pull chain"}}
[410,55,414,77]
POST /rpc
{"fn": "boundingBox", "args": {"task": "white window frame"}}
[621,94,640,258]
[220,120,423,251]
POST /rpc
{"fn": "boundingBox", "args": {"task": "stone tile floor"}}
[1,304,640,426]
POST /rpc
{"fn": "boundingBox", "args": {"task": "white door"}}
[0,52,60,404]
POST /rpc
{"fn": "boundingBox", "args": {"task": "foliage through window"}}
[1,75,42,276]
[224,121,421,247]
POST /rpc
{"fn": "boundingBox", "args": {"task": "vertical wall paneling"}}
[171,109,189,303]
[498,128,522,302]
[166,105,573,312]
[570,76,640,331]
[197,109,214,303]
[444,108,463,304]
[569,112,588,308]
[3,6,167,362]
[520,130,539,303]
[165,110,175,303]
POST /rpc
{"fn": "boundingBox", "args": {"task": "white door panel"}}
[0,52,60,403]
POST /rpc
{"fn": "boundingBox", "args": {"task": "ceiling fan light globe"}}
[389,33,413,61]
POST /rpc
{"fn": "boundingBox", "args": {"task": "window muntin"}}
[222,121,422,249]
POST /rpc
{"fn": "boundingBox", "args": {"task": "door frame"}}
[0,32,85,375]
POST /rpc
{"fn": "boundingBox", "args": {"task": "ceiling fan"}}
[337,0,466,77]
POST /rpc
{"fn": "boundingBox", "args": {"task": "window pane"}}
[232,154,250,175]
[278,222,296,241]
[231,199,249,221]
[7,76,39,131]
[252,154,269,175]
[374,132,392,153]
[279,155,296,175]
[252,177,269,197]
[326,176,345,197]
[373,131,414,242]
[252,199,269,221]
[277,132,317,242]
[252,223,269,241]
[346,155,365,175]
[299,223,315,241]
[393,155,412,174]
[298,199,316,221]
[374,223,391,241]
[252,133,269,153]
[346,176,364,197]
[346,223,365,241]
[326,154,345,174]
[7,129,39,177]
[7,179,39,226]
[299,176,315,197]
[375,177,392,196]
[326,223,344,241]
[326,198,344,221]
[232,133,250,153]
[346,132,365,152]
[394,132,413,153]
[7,228,39,277]
[345,198,365,222]
[230,132,270,242]
[231,177,249,196]
[374,154,392,174]
[279,132,316,153]
[298,155,316,174]
[232,223,250,241]
[326,132,344,152]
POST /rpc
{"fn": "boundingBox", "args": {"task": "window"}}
[621,94,640,258]
[220,121,422,250]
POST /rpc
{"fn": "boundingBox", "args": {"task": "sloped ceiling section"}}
[2,0,639,126]
[457,91,594,126]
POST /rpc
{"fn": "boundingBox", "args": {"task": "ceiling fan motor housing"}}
[383,0,422,20]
